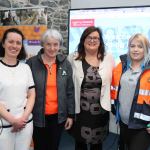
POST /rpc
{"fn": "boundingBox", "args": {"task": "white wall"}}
[71,0,150,9]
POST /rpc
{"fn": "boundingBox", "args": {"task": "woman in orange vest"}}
[111,33,150,150]
[27,29,75,150]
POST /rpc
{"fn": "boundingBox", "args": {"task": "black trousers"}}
[75,140,102,150]
[33,114,64,150]
[119,121,150,150]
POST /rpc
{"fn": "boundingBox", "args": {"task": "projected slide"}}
[69,6,150,63]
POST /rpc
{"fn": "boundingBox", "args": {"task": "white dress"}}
[0,60,35,150]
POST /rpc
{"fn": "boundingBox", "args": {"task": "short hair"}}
[0,28,27,60]
[76,26,106,61]
[128,33,150,58]
[41,29,63,46]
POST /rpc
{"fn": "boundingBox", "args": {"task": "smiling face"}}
[84,31,100,55]
[129,37,145,63]
[2,32,22,59]
[43,37,60,59]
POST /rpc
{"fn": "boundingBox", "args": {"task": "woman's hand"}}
[64,118,73,130]
[147,127,150,134]
[11,116,27,132]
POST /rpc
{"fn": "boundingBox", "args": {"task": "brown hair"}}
[76,26,106,61]
[0,28,26,60]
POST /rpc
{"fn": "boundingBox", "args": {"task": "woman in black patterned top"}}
[68,26,115,150]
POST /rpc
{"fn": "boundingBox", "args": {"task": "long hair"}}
[0,28,27,60]
[128,33,150,65]
[76,26,106,61]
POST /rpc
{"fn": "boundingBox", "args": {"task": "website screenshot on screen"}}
[69,6,150,63]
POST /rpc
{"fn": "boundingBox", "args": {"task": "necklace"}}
[48,65,52,74]
[42,54,56,75]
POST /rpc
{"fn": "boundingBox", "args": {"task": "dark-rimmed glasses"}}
[86,36,100,43]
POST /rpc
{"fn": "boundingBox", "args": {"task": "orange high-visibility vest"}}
[137,70,150,105]
[111,62,150,105]
[111,63,122,101]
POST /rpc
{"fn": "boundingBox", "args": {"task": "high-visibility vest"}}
[111,62,150,105]
[111,63,122,102]
[137,69,150,105]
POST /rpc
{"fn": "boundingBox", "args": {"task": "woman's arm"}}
[66,60,75,117]
[11,88,35,132]
[0,103,16,125]
[22,88,35,120]
[0,103,26,132]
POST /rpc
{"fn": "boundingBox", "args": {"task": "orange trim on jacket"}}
[137,70,150,105]
[111,63,150,105]
[111,62,122,101]
[111,54,150,128]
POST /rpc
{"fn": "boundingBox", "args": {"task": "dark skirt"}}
[69,108,109,144]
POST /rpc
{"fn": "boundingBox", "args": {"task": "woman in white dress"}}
[0,28,35,150]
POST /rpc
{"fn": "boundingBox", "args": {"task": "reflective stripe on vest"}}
[111,85,119,100]
[111,63,122,100]
[137,70,150,104]
[111,99,115,104]
[134,112,150,121]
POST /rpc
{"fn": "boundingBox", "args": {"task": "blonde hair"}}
[128,33,150,57]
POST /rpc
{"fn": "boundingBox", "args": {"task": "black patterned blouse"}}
[70,59,109,144]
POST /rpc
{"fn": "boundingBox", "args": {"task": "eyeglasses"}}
[86,36,100,42]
